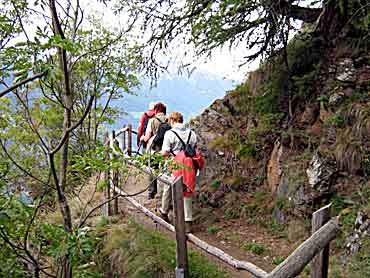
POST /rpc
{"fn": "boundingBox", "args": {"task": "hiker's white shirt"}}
[161,122,198,222]
[161,123,197,155]
[145,112,166,152]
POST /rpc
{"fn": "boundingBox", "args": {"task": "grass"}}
[99,218,229,278]
[347,238,370,278]
[258,219,288,238]
[241,241,267,255]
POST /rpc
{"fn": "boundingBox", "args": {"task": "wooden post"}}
[104,131,112,216]
[267,219,340,278]
[127,124,132,156]
[172,176,189,278]
[311,204,331,278]
[122,125,126,151]
[110,130,119,215]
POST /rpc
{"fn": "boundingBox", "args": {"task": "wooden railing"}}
[103,126,340,278]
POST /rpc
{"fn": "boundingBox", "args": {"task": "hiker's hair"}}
[169,112,183,123]
[154,102,166,114]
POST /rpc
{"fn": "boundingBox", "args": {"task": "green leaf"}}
[0,211,10,225]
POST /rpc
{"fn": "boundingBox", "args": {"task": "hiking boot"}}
[185,221,192,233]
[148,193,156,200]
[160,212,170,223]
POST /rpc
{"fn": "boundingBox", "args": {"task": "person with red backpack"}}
[137,102,156,149]
[160,112,204,233]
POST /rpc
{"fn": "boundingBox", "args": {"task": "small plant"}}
[331,194,355,215]
[361,151,370,177]
[348,238,370,277]
[242,241,266,255]
[223,207,239,220]
[317,95,329,108]
[237,143,257,159]
[211,180,221,190]
[207,226,220,235]
[272,256,285,265]
[259,219,287,237]
[275,197,290,211]
[341,211,356,228]
[303,217,312,229]
[246,217,258,225]
[325,114,345,128]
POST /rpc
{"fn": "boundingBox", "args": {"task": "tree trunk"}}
[49,0,73,277]
[316,0,347,41]
[57,255,72,278]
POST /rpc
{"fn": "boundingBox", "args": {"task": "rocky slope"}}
[189,27,370,274]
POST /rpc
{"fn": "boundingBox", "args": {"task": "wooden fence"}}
[103,126,340,278]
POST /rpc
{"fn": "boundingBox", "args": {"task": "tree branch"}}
[49,94,95,155]
[0,71,48,98]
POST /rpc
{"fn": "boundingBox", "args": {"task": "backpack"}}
[171,130,200,170]
[142,112,154,134]
[171,130,196,157]
[151,118,171,150]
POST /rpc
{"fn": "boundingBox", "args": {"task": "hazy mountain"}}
[112,72,236,130]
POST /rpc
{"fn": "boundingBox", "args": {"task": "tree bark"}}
[49,1,73,277]
[267,219,340,278]
[315,0,347,40]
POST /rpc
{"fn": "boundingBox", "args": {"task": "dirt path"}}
[117,168,293,278]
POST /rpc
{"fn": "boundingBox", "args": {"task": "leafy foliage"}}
[0,0,142,276]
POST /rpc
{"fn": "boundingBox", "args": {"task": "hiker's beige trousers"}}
[161,183,192,222]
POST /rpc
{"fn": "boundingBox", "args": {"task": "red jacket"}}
[172,151,204,197]
[137,109,155,146]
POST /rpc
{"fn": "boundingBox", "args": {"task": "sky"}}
[15,0,318,82]
[78,0,317,82]
[79,0,260,82]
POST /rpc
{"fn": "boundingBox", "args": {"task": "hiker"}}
[140,102,168,152]
[140,102,169,199]
[136,102,156,150]
[159,111,203,233]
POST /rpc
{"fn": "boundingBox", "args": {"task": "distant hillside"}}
[111,72,235,130]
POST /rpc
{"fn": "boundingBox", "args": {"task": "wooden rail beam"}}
[266,219,340,278]
[113,186,267,278]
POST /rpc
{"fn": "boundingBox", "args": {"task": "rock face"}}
[329,92,345,106]
[343,211,370,258]
[336,58,356,82]
[300,104,319,125]
[189,48,370,232]
[189,93,247,190]
[306,152,336,193]
[267,140,283,194]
